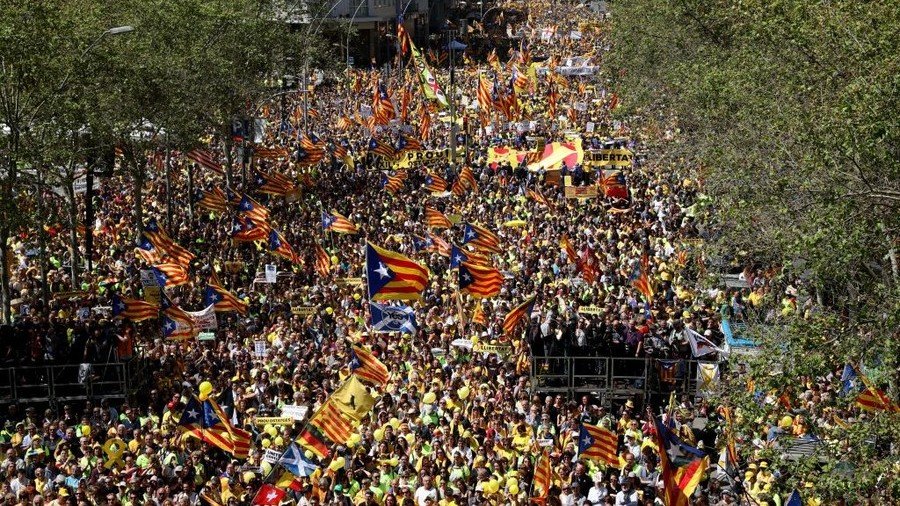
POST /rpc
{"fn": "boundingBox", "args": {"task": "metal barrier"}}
[0,363,129,407]
[531,356,706,405]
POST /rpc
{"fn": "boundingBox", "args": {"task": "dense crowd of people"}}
[1,1,869,505]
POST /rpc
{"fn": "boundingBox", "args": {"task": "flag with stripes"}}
[194,187,229,213]
[186,149,224,175]
[458,261,503,299]
[204,276,248,315]
[419,106,432,141]
[151,263,189,287]
[297,427,331,459]
[477,76,493,112]
[396,134,423,153]
[560,235,578,264]
[472,302,487,326]
[231,216,269,243]
[367,137,397,159]
[308,399,354,445]
[578,423,619,466]
[502,295,536,337]
[253,168,295,196]
[527,189,551,207]
[450,243,489,268]
[411,234,435,253]
[253,146,290,160]
[487,48,500,70]
[134,235,163,264]
[382,172,405,195]
[462,223,501,252]
[207,397,252,459]
[365,242,430,301]
[600,170,628,199]
[532,449,551,503]
[397,18,410,56]
[237,194,270,223]
[111,295,158,322]
[350,344,389,386]
[424,172,447,192]
[429,233,451,256]
[372,83,396,126]
[144,218,195,267]
[425,207,452,229]
[458,166,477,192]
[653,417,708,506]
[321,210,359,234]
[268,229,301,264]
[315,243,331,277]
[856,371,900,412]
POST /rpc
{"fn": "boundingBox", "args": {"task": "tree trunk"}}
[65,179,80,288]
[133,162,145,239]
[0,232,11,324]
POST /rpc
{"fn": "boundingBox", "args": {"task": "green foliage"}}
[606,0,900,501]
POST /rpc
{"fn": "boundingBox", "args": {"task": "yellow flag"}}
[330,375,375,421]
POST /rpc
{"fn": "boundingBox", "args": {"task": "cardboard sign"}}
[583,149,633,167]
[578,306,603,315]
[291,306,317,316]
[253,341,267,358]
[473,343,512,356]
[198,332,216,341]
[262,449,281,464]
[265,264,277,284]
[255,417,294,426]
[280,405,309,421]
[337,277,364,286]
[564,186,599,199]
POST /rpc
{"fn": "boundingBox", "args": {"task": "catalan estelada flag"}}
[111,295,158,322]
[462,223,501,253]
[652,416,709,506]
[204,274,248,315]
[231,217,269,243]
[194,187,228,213]
[631,254,655,301]
[396,17,410,56]
[396,134,423,153]
[308,399,354,445]
[382,172,405,195]
[315,243,331,277]
[134,235,163,264]
[458,166,477,193]
[578,423,619,466]
[268,229,301,264]
[365,242,430,301]
[450,243,490,268]
[350,344,389,386]
[321,210,359,234]
[144,218,195,267]
[367,137,397,159]
[179,396,252,459]
[502,295,536,336]
[458,261,503,298]
[152,263,189,287]
[253,168,295,196]
[425,206,452,229]
[237,194,270,223]
[424,172,447,192]
[372,83,396,126]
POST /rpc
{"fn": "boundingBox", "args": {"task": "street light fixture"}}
[105,25,135,36]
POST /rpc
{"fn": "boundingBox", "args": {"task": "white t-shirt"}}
[414,485,438,506]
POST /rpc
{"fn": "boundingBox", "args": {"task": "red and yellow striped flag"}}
[425,207,452,229]
[458,262,503,299]
[309,399,354,445]
[502,295,536,337]
[315,244,331,278]
[532,449,551,503]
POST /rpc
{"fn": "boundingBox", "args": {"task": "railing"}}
[531,356,709,404]
[0,362,129,407]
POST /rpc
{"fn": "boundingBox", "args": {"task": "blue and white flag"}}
[369,302,417,334]
[279,443,318,477]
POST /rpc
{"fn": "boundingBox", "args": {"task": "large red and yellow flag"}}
[458,262,503,299]
[365,242,430,301]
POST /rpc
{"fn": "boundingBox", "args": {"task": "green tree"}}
[605,0,899,501]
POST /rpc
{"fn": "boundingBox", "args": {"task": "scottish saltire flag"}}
[369,302,417,334]
[279,443,318,477]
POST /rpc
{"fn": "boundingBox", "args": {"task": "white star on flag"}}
[375,262,390,279]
